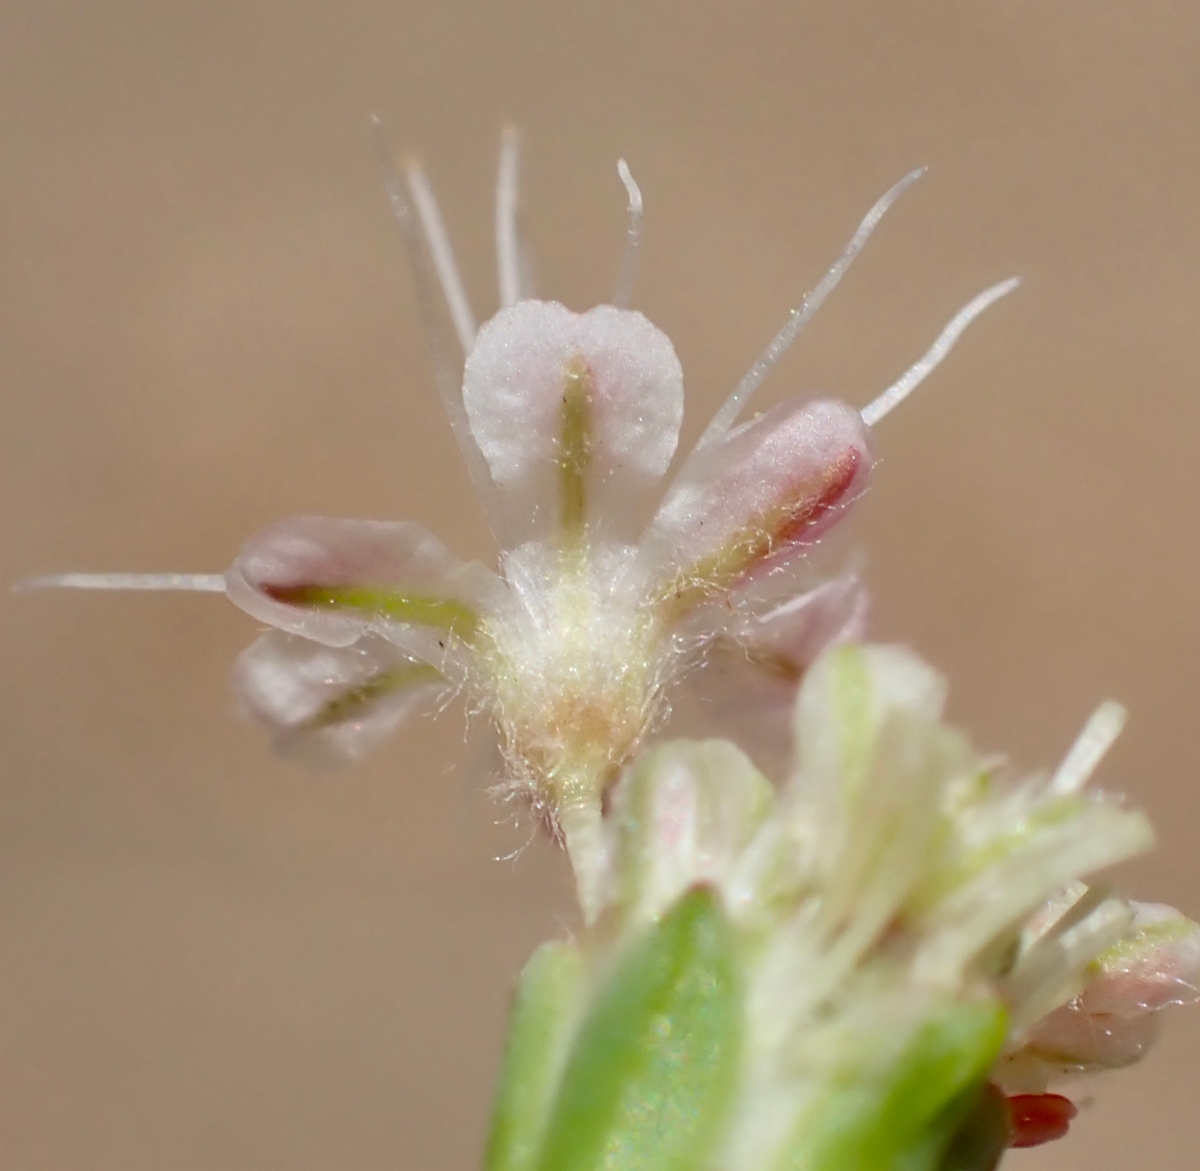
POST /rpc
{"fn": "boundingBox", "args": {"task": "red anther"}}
[1006,1093,1078,1148]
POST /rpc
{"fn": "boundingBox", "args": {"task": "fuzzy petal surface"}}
[463,301,684,543]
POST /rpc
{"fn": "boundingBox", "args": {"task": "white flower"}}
[21,130,1018,916]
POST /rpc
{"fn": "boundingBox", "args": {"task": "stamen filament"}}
[1050,701,1127,796]
[370,116,506,539]
[861,277,1022,427]
[699,167,926,449]
[404,158,478,355]
[612,158,643,309]
[16,572,227,593]
[496,126,522,308]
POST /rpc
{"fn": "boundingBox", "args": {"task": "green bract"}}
[486,941,586,1171]
[777,1000,1008,1171]
[488,887,740,1171]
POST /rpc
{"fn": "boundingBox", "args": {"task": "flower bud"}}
[1082,901,1200,1015]
[642,399,871,609]
[792,641,947,804]
[1020,1001,1159,1070]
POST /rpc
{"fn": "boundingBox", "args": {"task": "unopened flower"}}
[999,897,1200,1086]
[22,131,1018,916]
[484,642,1199,1171]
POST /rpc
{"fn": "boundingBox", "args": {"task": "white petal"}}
[232,631,445,769]
[224,517,504,667]
[639,399,871,607]
[913,802,1155,986]
[663,577,870,778]
[462,301,684,542]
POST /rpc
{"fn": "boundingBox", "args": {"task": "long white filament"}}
[612,158,643,309]
[698,167,926,449]
[519,239,538,301]
[496,126,522,308]
[17,573,227,593]
[370,117,503,535]
[1050,701,1128,797]
[404,159,478,355]
[860,277,1022,427]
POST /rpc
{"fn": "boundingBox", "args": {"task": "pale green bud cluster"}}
[484,642,1187,1171]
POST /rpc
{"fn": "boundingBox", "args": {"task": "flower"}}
[21,130,1018,917]
[483,642,1200,1171]
[21,127,1196,1170]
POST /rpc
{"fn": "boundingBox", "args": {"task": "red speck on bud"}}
[1006,1093,1078,1148]
[262,583,316,605]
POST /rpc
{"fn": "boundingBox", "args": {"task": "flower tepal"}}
[20,131,1019,917]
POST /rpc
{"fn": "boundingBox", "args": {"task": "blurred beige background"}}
[3,2,1199,1168]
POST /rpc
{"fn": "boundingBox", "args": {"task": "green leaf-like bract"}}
[486,940,586,1171]
[534,886,740,1171]
[780,1000,1008,1171]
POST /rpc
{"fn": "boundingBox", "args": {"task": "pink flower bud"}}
[641,399,871,605]
[1023,1001,1160,1069]
[1081,902,1200,1016]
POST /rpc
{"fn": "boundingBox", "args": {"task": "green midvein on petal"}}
[559,359,593,540]
[299,662,442,732]
[263,583,479,639]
